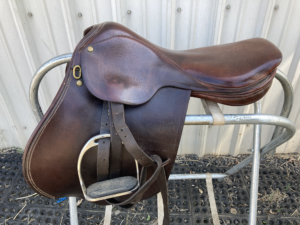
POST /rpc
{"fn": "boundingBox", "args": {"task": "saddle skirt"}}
[23,22,282,224]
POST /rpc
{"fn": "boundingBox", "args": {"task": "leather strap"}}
[206,173,220,225]
[129,166,148,206]
[110,102,154,167]
[108,102,122,179]
[157,193,164,225]
[201,99,225,125]
[109,103,170,224]
[156,167,170,224]
[104,205,112,225]
[97,101,111,181]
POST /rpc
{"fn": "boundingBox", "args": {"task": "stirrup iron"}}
[77,134,140,202]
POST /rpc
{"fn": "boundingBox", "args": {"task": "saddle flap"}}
[79,35,198,105]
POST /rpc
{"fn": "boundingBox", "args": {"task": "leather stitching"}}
[72,23,104,68]
[87,35,206,87]
[192,73,274,99]
[86,35,279,90]
[26,74,73,198]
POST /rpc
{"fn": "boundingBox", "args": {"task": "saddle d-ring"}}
[77,134,140,202]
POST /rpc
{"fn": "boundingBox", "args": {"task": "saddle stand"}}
[28,53,295,225]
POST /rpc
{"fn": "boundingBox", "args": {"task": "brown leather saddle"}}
[23,22,281,224]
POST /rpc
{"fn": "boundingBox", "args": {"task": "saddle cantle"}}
[23,22,282,224]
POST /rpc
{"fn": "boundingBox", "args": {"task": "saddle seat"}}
[162,39,281,102]
[75,22,281,106]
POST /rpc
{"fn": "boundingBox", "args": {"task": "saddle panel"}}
[22,66,190,201]
[78,22,281,106]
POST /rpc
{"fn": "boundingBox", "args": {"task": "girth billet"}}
[97,101,110,181]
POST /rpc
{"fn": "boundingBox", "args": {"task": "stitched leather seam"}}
[26,74,72,198]
[87,35,279,90]
[192,83,271,99]
[26,75,72,198]
[74,25,99,64]
[86,35,207,87]
[173,90,191,158]
[192,73,274,98]
[72,23,104,68]
[194,82,270,96]
[81,23,104,50]
[27,25,104,197]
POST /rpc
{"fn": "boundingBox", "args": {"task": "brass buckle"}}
[77,134,140,202]
[73,65,81,79]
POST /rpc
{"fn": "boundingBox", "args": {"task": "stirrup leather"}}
[77,134,140,202]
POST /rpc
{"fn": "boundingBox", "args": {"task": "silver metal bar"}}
[169,173,227,180]
[29,53,72,122]
[223,114,295,176]
[249,101,261,225]
[268,70,294,156]
[185,114,295,156]
[69,197,78,225]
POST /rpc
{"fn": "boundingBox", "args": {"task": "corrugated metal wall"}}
[0,0,299,156]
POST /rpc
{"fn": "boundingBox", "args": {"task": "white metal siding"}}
[0,0,299,156]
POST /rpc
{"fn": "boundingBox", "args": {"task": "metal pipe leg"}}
[69,197,79,225]
[249,101,262,225]
[268,70,294,156]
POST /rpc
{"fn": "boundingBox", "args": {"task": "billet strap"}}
[108,102,170,224]
[97,101,111,181]
[110,102,154,167]
[157,193,164,225]
[104,205,112,225]
[108,102,122,179]
[206,173,220,225]
[156,166,170,224]
[201,99,225,125]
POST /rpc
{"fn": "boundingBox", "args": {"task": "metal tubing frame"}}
[268,70,294,156]
[69,197,79,225]
[29,54,295,224]
[248,101,261,225]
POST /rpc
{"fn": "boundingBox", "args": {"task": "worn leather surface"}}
[108,102,123,179]
[79,22,281,106]
[23,69,190,200]
[97,101,110,181]
[23,21,281,204]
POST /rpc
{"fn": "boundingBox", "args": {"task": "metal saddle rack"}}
[29,53,295,225]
